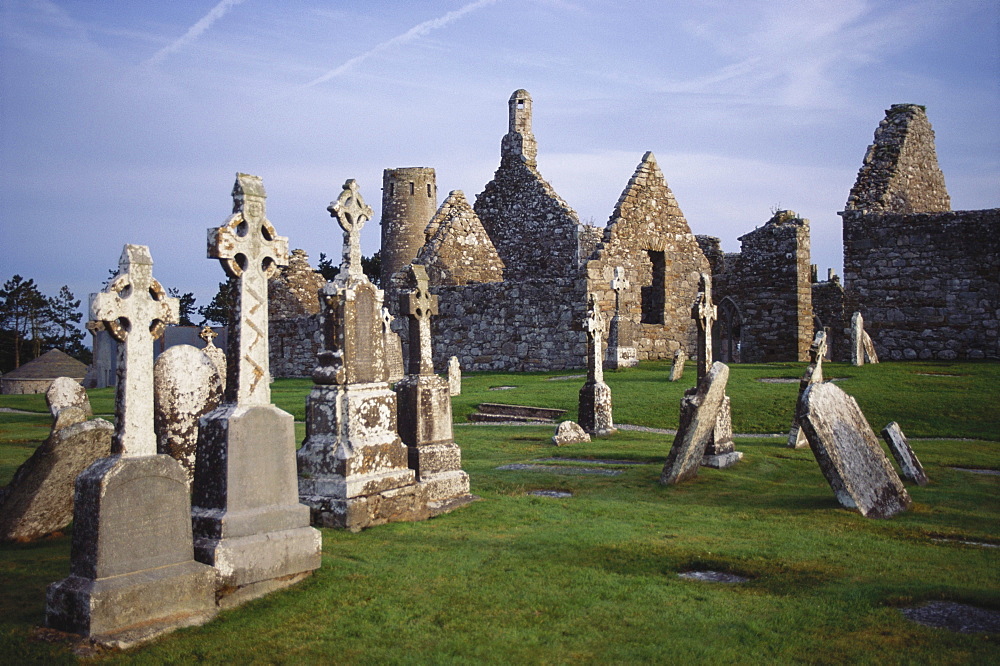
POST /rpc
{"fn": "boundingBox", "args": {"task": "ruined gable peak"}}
[416,190,504,286]
[609,150,681,223]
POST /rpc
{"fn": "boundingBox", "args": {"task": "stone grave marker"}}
[787,330,827,449]
[0,382,112,543]
[199,325,227,392]
[578,294,616,437]
[661,361,730,485]
[799,382,911,518]
[551,420,591,446]
[382,307,405,383]
[668,349,687,382]
[448,355,462,396]
[297,179,427,530]
[396,263,475,514]
[45,245,216,647]
[851,312,865,366]
[881,421,928,486]
[863,330,879,364]
[153,345,223,483]
[605,266,637,369]
[191,174,321,607]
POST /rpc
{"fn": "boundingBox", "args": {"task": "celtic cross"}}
[208,173,288,405]
[584,293,605,383]
[199,325,218,347]
[400,264,439,376]
[328,179,372,280]
[90,244,178,456]
[610,266,629,315]
[691,272,717,379]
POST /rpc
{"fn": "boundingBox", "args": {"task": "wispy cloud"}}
[303,0,500,88]
[145,0,247,66]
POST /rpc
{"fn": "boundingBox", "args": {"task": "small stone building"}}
[0,349,88,395]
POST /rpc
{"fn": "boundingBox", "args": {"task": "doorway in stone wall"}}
[716,297,742,363]
[640,250,665,325]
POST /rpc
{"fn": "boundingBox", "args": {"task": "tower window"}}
[389,183,394,196]
[516,100,525,109]
[427,183,432,197]
[409,182,414,196]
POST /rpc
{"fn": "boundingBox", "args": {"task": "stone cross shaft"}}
[208,173,289,405]
[400,264,439,376]
[585,294,605,383]
[692,273,717,380]
[610,266,629,314]
[328,179,373,280]
[90,244,178,457]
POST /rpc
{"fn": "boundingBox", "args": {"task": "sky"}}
[1,0,998,318]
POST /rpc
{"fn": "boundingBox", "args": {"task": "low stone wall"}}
[842,208,1000,360]
[270,315,323,378]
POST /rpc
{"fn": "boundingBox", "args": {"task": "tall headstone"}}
[192,174,320,607]
[881,422,928,486]
[382,308,405,384]
[605,266,637,369]
[199,325,227,392]
[46,245,216,647]
[154,345,223,483]
[668,349,687,382]
[799,382,911,519]
[396,264,475,513]
[578,294,616,437]
[692,273,717,381]
[851,312,865,366]
[787,330,827,449]
[661,362,730,485]
[297,180,426,530]
[448,355,462,396]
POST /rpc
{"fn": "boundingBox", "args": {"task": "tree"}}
[317,253,340,282]
[47,285,86,356]
[0,275,48,369]
[318,250,382,287]
[167,288,198,326]
[198,277,237,326]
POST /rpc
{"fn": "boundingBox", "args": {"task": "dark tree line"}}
[0,276,88,372]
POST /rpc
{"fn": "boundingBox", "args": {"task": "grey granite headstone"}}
[661,361,729,485]
[579,294,616,437]
[668,349,687,382]
[154,345,223,483]
[799,382,911,518]
[192,174,321,608]
[881,421,928,486]
[551,421,591,446]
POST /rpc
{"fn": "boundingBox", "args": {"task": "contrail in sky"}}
[145,0,248,66]
[304,0,500,88]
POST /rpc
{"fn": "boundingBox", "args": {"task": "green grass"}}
[0,361,997,662]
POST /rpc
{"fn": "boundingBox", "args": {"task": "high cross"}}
[610,266,629,314]
[584,293,605,383]
[328,179,372,280]
[692,272,717,380]
[90,244,178,456]
[400,264,439,376]
[208,173,289,405]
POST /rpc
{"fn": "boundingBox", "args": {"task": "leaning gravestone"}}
[191,174,321,607]
[668,349,686,382]
[787,330,827,449]
[660,361,730,485]
[153,345,223,483]
[0,382,112,542]
[862,330,879,364]
[448,355,462,396]
[578,294,616,437]
[881,422,928,486]
[297,179,426,530]
[45,245,216,647]
[799,382,911,518]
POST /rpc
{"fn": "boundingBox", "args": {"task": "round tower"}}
[380,167,438,287]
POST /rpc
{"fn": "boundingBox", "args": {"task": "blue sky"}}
[1,0,997,314]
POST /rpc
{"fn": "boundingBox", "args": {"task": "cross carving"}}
[585,293,605,383]
[400,264,439,376]
[208,173,288,405]
[199,325,218,347]
[691,272,717,379]
[610,266,629,314]
[90,244,178,457]
[328,179,372,280]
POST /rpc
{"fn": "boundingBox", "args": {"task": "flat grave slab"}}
[496,464,623,476]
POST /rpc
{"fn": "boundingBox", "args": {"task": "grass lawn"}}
[0,360,997,663]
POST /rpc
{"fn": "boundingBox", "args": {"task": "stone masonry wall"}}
[268,248,326,378]
[842,208,1000,360]
[812,278,846,361]
[415,190,505,286]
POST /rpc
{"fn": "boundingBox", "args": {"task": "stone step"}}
[472,403,568,422]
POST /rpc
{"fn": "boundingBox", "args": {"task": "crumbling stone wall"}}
[415,190,505,286]
[268,249,325,318]
[268,249,326,377]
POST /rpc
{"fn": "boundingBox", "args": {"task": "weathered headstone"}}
[799,382,911,518]
[862,330,879,364]
[551,420,591,446]
[578,294,616,437]
[46,245,216,647]
[192,174,321,607]
[668,349,687,382]
[881,422,928,486]
[851,312,865,366]
[297,180,427,530]
[382,307,405,384]
[199,325,227,392]
[396,263,475,514]
[153,345,223,483]
[0,384,112,542]
[692,273,717,381]
[447,355,462,396]
[787,330,827,449]
[605,266,637,369]
[661,362,730,485]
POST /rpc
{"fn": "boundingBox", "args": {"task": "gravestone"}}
[578,294,616,437]
[448,356,462,396]
[396,263,475,514]
[691,274,741,468]
[605,266,637,369]
[0,383,112,542]
[881,422,928,486]
[660,362,730,485]
[851,312,865,366]
[382,308,405,383]
[297,180,426,530]
[787,330,827,449]
[192,174,321,607]
[45,245,216,647]
[668,349,687,382]
[863,330,879,364]
[154,345,223,483]
[199,325,227,392]
[551,420,591,446]
[799,382,911,518]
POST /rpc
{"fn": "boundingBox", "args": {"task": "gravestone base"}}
[786,424,809,449]
[578,380,616,438]
[702,396,741,468]
[702,451,744,469]
[45,454,216,646]
[302,483,429,531]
